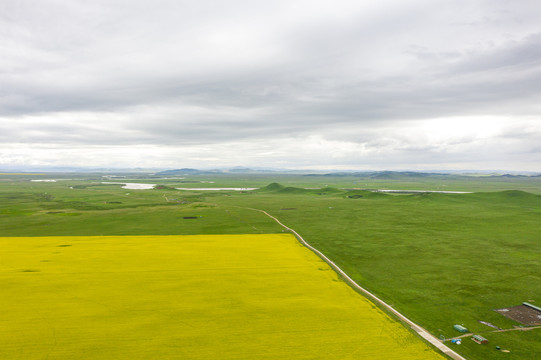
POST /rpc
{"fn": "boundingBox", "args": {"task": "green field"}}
[1,172,540,359]
[1,234,445,359]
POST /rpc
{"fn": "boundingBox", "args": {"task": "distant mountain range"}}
[1,165,540,177]
[156,169,541,177]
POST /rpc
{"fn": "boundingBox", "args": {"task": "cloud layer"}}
[1,0,541,170]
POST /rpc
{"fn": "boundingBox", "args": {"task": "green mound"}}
[259,182,285,192]
[258,183,342,195]
[464,190,541,204]
[499,189,541,199]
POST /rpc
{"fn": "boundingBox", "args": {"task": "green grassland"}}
[1,234,445,360]
[1,172,541,359]
[4,170,541,193]
[225,188,541,360]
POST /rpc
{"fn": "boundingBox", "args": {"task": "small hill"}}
[493,190,541,201]
[258,183,285,192]
[462,190,541,205]
[258,183,342,195]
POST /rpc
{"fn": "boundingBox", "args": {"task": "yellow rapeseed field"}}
[0,234,446,359]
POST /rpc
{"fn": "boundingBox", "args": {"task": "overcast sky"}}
[1,0,541,171]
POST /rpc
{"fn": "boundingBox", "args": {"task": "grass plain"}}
[1,234,445,359]
[1,172,540,359]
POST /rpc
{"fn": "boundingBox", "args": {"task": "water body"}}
[102,182,156,190]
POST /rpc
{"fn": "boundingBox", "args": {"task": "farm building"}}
[472,335,488,344]
[453,325,468,333]
[523,302,541,313]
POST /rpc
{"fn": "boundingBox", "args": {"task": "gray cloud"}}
[1,0,541,170]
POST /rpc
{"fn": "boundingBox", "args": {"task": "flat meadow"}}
[1,234,445,359]
[1,172,540,359]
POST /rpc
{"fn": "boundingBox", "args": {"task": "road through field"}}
[249,207,467,360]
